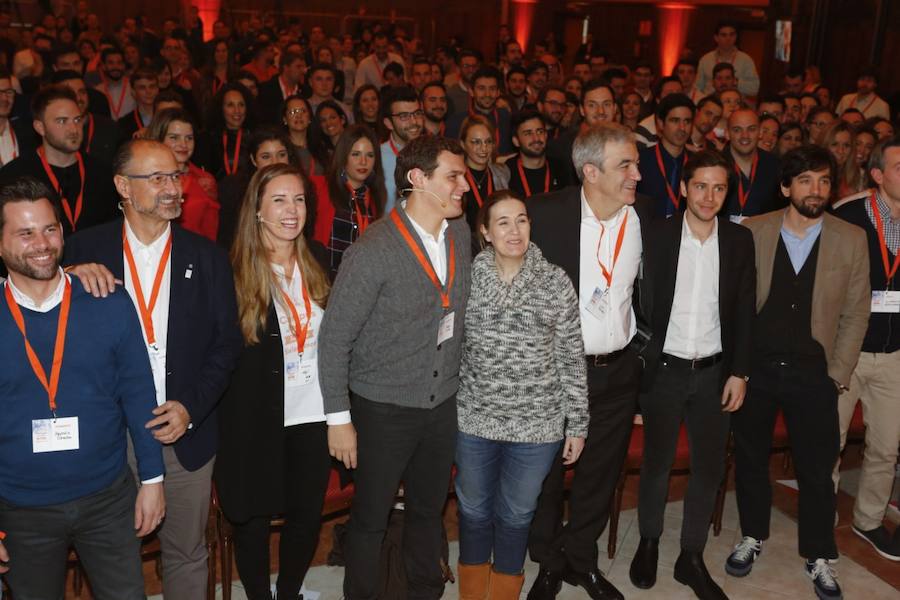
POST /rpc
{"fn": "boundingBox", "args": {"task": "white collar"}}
[6,268,68,313]
[405,208,448,244]
[580,187,627,226]
[124,218,172,253]
[682,213,719,244]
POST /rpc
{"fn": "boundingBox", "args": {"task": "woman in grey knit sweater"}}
[455,191,589,600]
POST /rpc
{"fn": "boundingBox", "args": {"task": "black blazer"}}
[63,220,244,471]
[527,185,657,295]
[637,214,756,389]
[82,113,123,167]
[256,76,289,126]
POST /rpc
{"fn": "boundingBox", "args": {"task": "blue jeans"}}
[455,431,562,574]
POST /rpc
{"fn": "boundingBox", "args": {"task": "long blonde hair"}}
[231,163,330,344]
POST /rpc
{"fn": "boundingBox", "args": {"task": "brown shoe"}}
[489,569,525,600]
[458,562,492,600]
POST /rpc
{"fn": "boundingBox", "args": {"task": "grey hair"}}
[571,123,636,182]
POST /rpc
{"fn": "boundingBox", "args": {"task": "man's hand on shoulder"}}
[66,263,121,297]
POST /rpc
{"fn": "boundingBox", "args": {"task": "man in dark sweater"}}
[0,85,117,236]
[319,135,472,600]
[728,146,870,600]
[0,177,164,599]
[833,136,900,560]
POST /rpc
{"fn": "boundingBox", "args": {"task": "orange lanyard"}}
[654,145,687,211]
[122,225,172,349]
[465,167,493,208]
[102,79,128,120]
[278,277,312,356]
[84,113,95,153]
[347,183,373,234]
[4,277,72,416]
[734,153,759,213]
[596,210,629,288]
[222,129,242,175]
[517,159,550,197]
[870,190,900,286]
[390,209,455,310]
[38,148,85,231]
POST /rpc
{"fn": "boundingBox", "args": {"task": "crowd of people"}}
[0,5,897,600]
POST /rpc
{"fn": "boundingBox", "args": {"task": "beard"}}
[4,245,62,281]
[792,194,828,218]
[129,192,183,221]
[519,143,545,159]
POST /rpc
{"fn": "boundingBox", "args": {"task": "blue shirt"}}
[381,140,399,213]
[637,144,686,218]
[780,219,823,274]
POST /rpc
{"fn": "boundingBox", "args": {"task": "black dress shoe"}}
[674,551,728,600]
[526,567,562,600]
[629,537,659,589]
[563,566,624,600]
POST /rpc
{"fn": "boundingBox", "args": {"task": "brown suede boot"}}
[458,562,492,600]
[488,569,525,600]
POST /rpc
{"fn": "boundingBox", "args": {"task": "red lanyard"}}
[122,225,172,349]
[734,153,759,213]
[654,145,687,211]
[279,76,297,100]
[388,137,401,156]
[517,159,550,197]
[278,277,312,356]
[101,79,128,120]
[596,210,629,288]
[4,277,72,415]
[85,113,95,153]
[464,167,493,208]
[38,148,85,231]
[853,94,877,115]
[222,129,243,176]
[439,122,446,136]
[468,99,500,146]
[133,109,144,129]
[870,190,900,286]
[390,209,456,309]
[212,77,223,96]
[346,183,373,234]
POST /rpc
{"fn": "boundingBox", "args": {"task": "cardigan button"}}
[272,369,280,375]
[433,370,438,377]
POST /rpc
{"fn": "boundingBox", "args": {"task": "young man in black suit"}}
[64,139,243,600]
[526,122,655,600]
[629,150,756,599]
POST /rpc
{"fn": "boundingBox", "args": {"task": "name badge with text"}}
[586,287,610,320]
[437,311,455,346]
[871,290,900,313]
[32,417,79,453]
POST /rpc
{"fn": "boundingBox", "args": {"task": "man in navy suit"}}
[64,139,242,600]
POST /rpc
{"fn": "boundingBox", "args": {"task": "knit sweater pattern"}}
[458,243,589,443]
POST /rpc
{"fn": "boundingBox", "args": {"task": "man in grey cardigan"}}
[319,135,472,600]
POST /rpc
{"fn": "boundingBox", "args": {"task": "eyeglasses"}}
[124,171,183,187]
[467,138,494,147]
[286,108,308,116]
[391,109,424,122]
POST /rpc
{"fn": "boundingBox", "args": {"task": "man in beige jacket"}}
[725,145,870,600]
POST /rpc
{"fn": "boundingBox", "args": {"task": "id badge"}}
[32,417,80,453]
[585,287,610,320]
[871,290,900,313]
[437,311,455,346]
[286,358,314,387]
[729,214,747,224]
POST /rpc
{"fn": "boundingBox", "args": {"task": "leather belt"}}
[586,347,628,367]
[660,352,723,370]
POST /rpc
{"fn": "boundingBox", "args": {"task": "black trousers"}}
[343,395,457,600]
[231,422,331,600]
[638,362,731,552]
[528,350,641,573]
[732,360,840,559]
[0,469,144,600]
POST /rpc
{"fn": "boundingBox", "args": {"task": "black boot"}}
[526,567,562,600]
[674,551,728,600]
[629,537,659,589]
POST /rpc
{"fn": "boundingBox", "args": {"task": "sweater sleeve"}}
[113,294,164,481]
[736,52,760,97]
[318,239,385,415]
[552,268,589,439]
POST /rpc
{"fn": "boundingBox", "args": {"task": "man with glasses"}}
[1,85,117,236]
[0,68,34,166]
[537,86,567,140]
[381,86,425,212]
[64,139,242,600]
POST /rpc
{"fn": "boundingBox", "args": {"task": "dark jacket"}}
[63,220,244,471]
[636,214,756,389]
[82,113,123,167]
[214,242,328,522]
